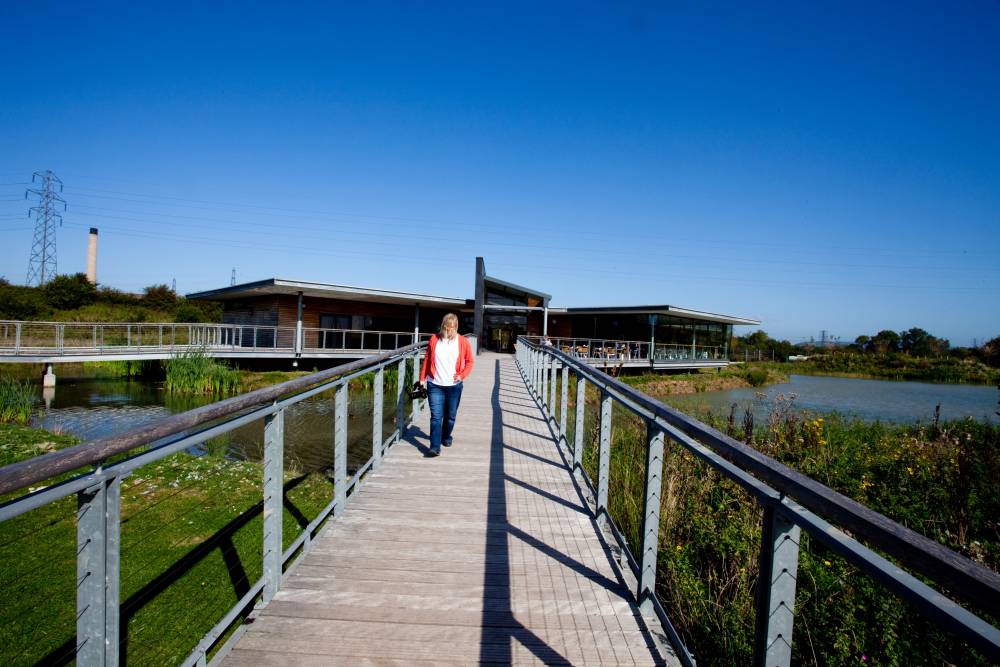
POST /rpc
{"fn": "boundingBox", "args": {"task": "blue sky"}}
[1,2,997,344]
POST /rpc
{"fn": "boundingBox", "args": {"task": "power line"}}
[54,203,1000,275]
[25,170,66,286]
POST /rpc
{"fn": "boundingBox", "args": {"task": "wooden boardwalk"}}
[221,353,673,666]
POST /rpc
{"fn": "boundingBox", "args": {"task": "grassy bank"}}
[621,364,787,395]
[779,353,999,385]
[562,379,998,665]
[0,422,334,665]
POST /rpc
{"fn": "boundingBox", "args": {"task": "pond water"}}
[30,379,405,474]
[25,373,998,469]
[665,374,999,424]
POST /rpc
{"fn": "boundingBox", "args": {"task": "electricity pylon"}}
[25,170,66,286]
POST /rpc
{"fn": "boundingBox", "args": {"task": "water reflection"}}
[31,380,401,474]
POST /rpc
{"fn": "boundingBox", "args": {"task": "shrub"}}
[142,284,177,311]
[0,283,48,319]
[41,273,95,310]
[745,368,769,387]
[95,286,141,305]
[173,302,209,323]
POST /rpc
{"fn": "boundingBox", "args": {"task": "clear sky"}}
[1,2,997,345]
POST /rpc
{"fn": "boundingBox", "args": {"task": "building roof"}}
[555,304,760,326]
[188,278,758,326]
[483,275,552,302]
[186,278,469,309]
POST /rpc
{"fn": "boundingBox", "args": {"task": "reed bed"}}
[0,375,35,424]
[163,350,241,395]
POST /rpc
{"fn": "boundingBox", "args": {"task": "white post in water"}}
[43,363,56,387]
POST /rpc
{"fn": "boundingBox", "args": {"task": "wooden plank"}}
[221,352,670,666]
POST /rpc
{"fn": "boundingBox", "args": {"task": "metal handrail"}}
[521,335,727,362]
[516,336,1000,667]
[0,341,428,666]
[0,320,434,356]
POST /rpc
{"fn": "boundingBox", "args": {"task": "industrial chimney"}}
[86,227,98,284]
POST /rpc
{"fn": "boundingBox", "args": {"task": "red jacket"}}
[420,334,474,384]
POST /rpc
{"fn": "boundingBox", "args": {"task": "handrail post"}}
[262,407,284,606]
[597,390,612,524]
[527,348,533,392]
[411,351,421,418]
[15,321,21,354]
[574,376,586,471]
[534,349,540,396]
[372,367,384,468]
[540,353,549,413]
[549,358,559,425]
[93,324,98,351]
[396,358,407,441]
[638,422,665,612]
[76,475,121,666]
[753,505,801,667]
[536,350,543,398]
[333,383,348,517]
[559,363,569,444]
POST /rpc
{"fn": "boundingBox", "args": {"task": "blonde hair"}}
[439,313,459,337]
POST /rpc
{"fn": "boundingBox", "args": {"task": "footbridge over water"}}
[0,341,997,665]
[0,320,734,373]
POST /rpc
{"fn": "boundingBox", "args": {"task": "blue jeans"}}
[427,380,463,452]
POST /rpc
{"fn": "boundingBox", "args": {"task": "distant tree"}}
[743,330,770,348]
[900,327,947,356]
[143,284,177,311]
[852,335,871,352]
[0,281,48,319]
[983,336,1000,368]
[42,273,96,310]
[869,329,900,354]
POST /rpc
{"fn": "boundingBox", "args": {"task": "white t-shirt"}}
[430,335,460,387]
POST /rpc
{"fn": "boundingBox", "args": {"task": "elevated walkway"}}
[221,353,673,666]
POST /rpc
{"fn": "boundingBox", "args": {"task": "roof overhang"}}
[562,305,759,326]
[483,275,552,304]
[187,278,469,309]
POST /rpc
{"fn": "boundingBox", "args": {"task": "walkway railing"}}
[516,336,1000,667]
[0,320,432,357]
[522,335,726,364]
[0,342,427,666]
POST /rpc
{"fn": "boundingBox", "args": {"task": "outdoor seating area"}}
[530,336,727,367]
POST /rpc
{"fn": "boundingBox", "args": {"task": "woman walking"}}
[419,313,474,456]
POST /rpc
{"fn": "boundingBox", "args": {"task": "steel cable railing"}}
[0,341,426,666]
[516,336,1000,667]
[0,320,434,358]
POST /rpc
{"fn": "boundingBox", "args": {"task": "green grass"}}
[560,375,999,666]
[0,375,35,424]
[0,423,333,666]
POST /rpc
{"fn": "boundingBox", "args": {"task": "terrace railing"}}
[516,336,1000,667]
[522,335,726,364]
[0,320,433,357]
[0,342,427,666]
